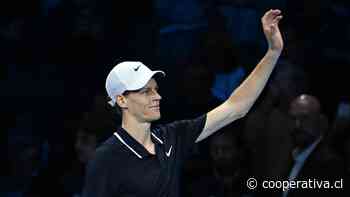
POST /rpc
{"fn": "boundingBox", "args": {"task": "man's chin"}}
[146,114,161,122]
[153,114,161,121]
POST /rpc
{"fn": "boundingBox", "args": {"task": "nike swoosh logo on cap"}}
[134,65,141,71]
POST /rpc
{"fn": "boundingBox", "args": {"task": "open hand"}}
[262,9,284,52]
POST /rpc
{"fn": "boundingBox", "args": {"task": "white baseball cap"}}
[105,61,165,106]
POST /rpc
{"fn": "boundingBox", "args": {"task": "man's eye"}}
[140,90,150,95]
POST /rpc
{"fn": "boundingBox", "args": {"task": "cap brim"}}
[127,70,165,91]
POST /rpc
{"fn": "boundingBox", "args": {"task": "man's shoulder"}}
[156,114,207,130]
[92,135,123,164]
[153,115,206,138]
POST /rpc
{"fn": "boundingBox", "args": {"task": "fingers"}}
[263,9,282,22]
[272,15,283,24]
[271,9,281,15]
[271,15,282,29]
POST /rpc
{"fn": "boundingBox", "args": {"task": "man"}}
[331,99,350,174]
[59,115,100,197]
[60,106,115,197]
[282,94,346,197]
[243,60,309,187]
[330,99,350,194]
[82,9,283,197]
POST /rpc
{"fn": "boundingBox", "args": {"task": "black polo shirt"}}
[82,114,207,197]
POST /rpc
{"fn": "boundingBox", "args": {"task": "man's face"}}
[289,105,322,149]
[123,78,162,122]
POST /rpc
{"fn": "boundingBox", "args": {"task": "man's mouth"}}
[150,106,160,110]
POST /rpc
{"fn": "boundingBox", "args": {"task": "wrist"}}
[267,48,282,56]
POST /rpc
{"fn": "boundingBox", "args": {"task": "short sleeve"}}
[82,151,117,197]
[162,114,207,159]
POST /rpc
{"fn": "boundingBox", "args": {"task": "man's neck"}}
[121,115,153,147]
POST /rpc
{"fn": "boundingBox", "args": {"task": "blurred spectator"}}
[186,123,252,197]
[55,93,116,197]
[243,60,309,188]
[3,113,46,197]
[282,94,346,197]
[59,112,102,197]
[330,98,350,174]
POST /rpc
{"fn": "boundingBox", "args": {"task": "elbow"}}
[238,109,249,119]
[238,104,253,118]
[230,108,249,121]
[225,99,253,120]
[228,96,255,118]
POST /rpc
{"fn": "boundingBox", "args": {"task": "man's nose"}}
[153,90,162,100]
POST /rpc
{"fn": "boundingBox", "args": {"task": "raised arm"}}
[196,9,284,142]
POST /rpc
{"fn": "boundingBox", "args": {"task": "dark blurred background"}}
[1,0,350,196]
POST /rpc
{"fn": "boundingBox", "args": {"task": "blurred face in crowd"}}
[289,94,323,150]
[210,133,238,176]
[333,105,350,173]
[119,78,162,122]
[75,129,97,164]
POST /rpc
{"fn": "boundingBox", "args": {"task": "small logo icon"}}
[247,178,258,190]
[166,146,172,157]
[134,65,141,71]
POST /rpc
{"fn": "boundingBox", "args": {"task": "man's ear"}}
[116,95,128,109]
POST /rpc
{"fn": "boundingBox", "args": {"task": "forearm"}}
[197,10,283,143]
[226,49,282,115]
